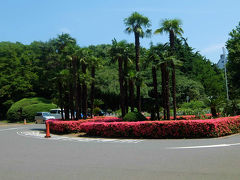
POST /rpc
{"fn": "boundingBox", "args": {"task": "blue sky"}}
[0,0,239,63]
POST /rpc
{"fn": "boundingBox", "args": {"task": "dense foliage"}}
[7,97,57,122]
[1,12,237,121]
[226,22,240,98]
[123,111,147,122]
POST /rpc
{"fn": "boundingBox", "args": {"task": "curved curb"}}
[17,130,144,144]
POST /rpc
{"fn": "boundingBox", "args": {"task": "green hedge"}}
[7,97,57,122]
[123,111,147,122]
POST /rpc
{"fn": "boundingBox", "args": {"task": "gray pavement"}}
[0,124,240,180]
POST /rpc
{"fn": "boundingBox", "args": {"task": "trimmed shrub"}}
[48,115,240,138]
[180,100,206,109]
[80,116,240,138]
[123,112,147,122]
[93,107,101,116]
[48,116,121,134]
[7,97,57,122]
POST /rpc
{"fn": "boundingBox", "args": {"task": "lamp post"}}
[223,47,229,101]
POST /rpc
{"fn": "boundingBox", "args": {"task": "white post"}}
[223,47,229,101]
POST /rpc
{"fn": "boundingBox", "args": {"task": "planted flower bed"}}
[48,116,121,134]
[47,115,240,138]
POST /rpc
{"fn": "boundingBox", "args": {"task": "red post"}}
[45,122,51,138]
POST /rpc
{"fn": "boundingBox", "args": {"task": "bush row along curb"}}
[48,116,240,138]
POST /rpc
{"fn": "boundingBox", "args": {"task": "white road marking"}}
[0,127,26,132]
[168,143,240,149]
[17,131,144,144]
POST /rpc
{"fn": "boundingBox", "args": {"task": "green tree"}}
[226,22,240,98]
[124,12,151,112]
[0,42,38,119]
[145,44,166,120]
[110,39,128,117]
[50,33,77,120]
[155,19,183,119]
[87,46,103,118]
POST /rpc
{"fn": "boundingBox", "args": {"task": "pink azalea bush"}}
[80,116,240,138]
[47,116,121,134]
[47,115,240,138]
[146,114,213,120]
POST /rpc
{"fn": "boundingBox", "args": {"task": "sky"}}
[0,0,239,63]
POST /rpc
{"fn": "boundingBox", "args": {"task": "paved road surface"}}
[0,124,240,180]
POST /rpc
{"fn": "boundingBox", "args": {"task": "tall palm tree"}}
[88,51,101,118]
[69,45,82,119]
[155,19,183,120]
[123,43,135,114]
[110,39,130,117]
[160,51,178,120]
[124,12,151,112]
[147,45,161,120]
[52,34,77,120]
[79,48,90,119]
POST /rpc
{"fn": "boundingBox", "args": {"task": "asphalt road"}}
[0,124,240,180]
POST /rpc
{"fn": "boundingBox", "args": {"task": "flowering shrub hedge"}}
[47,116,121,134]
[80,116,240,138]
[47,116,240,138]
[146,114,213,120]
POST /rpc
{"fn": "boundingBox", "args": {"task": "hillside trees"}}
[0,16,231,120]
[0,42,38,118]
[226,22,240,98]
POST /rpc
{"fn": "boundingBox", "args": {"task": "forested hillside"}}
[2,12,240,121]
[0,34,225,119]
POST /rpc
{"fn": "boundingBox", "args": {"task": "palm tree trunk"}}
[170,29,176,120]
[124,79,128,114]
[76,78,82,119]
[170,30,175,50]
[211,105,217,118]
[161,63,166,119]
[134,32,141,112]
[161,62,170,120]
[82,63,88,119]
[171,62,177,120]
[165,64,170,120]
[64,87,70,120]
[90,66,95,118]
[58,81,64,120]
[129,79,134,112]
[69,83,74,119]
[72,56,78,120]
[124,58,128,114]
[118,58,126,117]
[152,66,160,120]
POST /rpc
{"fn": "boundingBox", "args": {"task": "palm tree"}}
[68,45,82,119]
[88,51,101,118]
[146,45,162,120]
[155,19,183,120]
[110,39,130,117]
[123,43,135,114]
[51,34,77,120]
[160,51,176,120]
[124,12,151,112]
[79,48,90,119]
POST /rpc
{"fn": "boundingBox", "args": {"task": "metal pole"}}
[223,47,229,101]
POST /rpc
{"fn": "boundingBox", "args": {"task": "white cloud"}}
[59,27,71,34]
[201,43,225,54]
